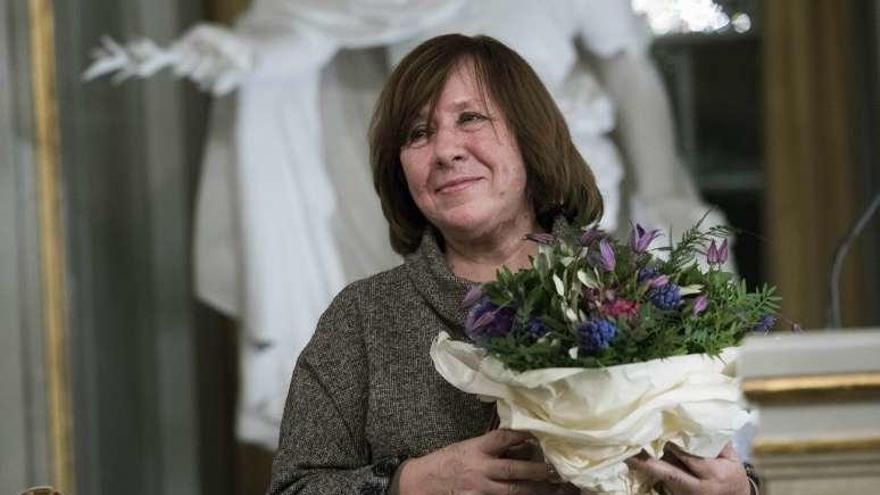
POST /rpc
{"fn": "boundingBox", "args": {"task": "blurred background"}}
[2,0,878,494]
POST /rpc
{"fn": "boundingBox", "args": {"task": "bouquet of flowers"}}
[430,219,781,494]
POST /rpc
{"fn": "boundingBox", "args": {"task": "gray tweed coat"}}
[267,230,496,495]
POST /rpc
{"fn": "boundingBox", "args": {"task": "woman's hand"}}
[398,429,576,495]
[625,443,751,495]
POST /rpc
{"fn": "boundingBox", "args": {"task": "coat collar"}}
[403,229,473,337]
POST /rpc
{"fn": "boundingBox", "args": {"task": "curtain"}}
[764,0,867,328]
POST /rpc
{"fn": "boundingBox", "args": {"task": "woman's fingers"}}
[626,455,701,494]
[485,458,554,481]
[479,429,536,456]
[717,442,741,461]
[503,438,541,461]
[483,480,565,495]
[664,443,714,479]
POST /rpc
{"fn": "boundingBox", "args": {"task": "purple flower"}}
[577,318,617,354]
[752,315,776,333]
[461,285,484,308]
[524,317,550,341]
[630,224,662,253]
[579,227,605,246]
[465,299,515,343]
[526,232,556,245]
[707,239,729,266]
[598,239,616,272]
[692,295,708,316]
[648,284,682,310]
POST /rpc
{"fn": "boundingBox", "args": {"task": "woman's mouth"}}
[436,177,482,194]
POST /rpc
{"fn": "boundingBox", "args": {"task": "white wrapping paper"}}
[430,332,751,494]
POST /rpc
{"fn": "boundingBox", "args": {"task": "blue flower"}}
[648,284,682,310]
[523,317,550,341]
[577,318,617,354]
[753,315,776,333]
[465,299,515,343]
[637,267,659,284]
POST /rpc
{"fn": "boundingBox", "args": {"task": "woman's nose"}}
[433,126,467,167]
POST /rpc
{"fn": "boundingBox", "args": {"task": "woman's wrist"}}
[394,457,421,495]
[743,462,760,495]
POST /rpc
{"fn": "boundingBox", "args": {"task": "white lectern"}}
[738,329,880,494]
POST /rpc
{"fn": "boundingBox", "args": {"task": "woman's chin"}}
[431,209,492,239]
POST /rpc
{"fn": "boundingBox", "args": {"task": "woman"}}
[268,34,752,495]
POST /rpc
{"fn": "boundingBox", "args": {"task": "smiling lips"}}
[436,176,483,194]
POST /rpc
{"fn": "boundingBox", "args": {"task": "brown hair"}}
[369,34,603,255]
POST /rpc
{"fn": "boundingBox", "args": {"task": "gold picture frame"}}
[28,0,74,492]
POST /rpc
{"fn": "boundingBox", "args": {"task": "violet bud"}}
[717,239,729,265]
[580,227,604,246]
[630,224,662,253]
[598,239,616,272]
[473,310,497,328]
[707,240,721,265]
[648,275,669,288]
[752,315,777,333]
[461,285,484,308]
[465,300,515,343]
[707,239,730,266]
[526,232,556,245]
[693,295,708,315]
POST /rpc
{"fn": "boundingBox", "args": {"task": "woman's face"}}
[399,61,532,242]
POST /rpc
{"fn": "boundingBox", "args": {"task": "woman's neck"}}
[441,212,543,283]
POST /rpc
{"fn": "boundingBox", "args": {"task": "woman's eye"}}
[459,112,487,124]
[407,125,431,144]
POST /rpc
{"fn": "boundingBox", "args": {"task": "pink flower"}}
[603,299,640,318]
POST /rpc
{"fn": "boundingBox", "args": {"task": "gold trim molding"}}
[742,372,880,403]
[28,0,74,492]
[204,0,251,24]
[753,436,880,456]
